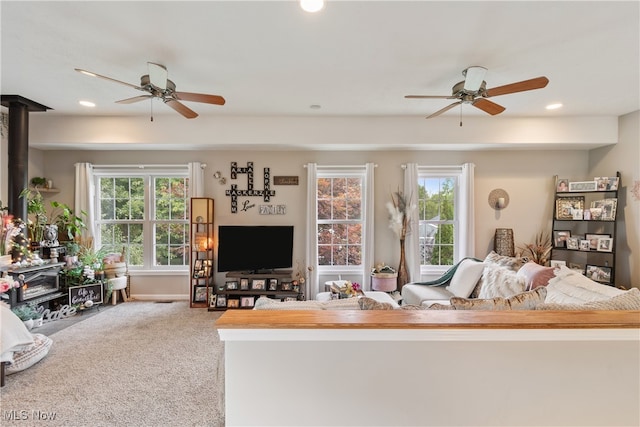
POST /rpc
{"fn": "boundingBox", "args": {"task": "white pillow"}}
[445,259,486,298]
[478,265,526,299]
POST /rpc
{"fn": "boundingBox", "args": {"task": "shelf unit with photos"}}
[551,172,620,286]
[190,198,214,308]
[209,270,302,311]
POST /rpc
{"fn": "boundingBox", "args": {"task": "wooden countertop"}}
[215,309,640,330]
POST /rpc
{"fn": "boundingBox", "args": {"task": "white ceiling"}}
[1,1,639,121]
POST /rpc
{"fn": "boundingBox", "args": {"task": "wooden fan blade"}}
[165,99,198,119]
[115,95,153,104]
[406,95,456,99]
[485,76,549,97]
[426,101,462,119]
[472,98,506,115]
[148,62,168,90]
[75,68,142,90]
[175,91,226,105]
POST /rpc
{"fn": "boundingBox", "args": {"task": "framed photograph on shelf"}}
[585,265,612,284]
[556,179,570,192]
[569,263,583,272]
[251,279,266,290]
[550,260,567,268]
[280,281,293,291]
[240,278,249,290]
[586,233,610,250]
[194,286,208,302]
[555,197,585,219]
[568,181,597,192]
[216,295,227,308]
[566,237,580,250]
[597,237,613,252]
[579,240,590,251]
[591,198,617,221]
[225,280,239,290]
[268,279,278,291]
[595,176,619,191]
[227,299,240,308]
[553,230,571,248]
[209,293,217,308]
[240,296,255,308]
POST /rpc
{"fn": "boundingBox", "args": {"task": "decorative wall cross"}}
[225,161,276,213]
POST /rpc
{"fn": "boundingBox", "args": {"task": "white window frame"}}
[316,168,366,276]
[408,164,473,279]
[417,169,460,276]
[92,166,190,272]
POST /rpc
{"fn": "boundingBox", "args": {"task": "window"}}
[316,174,363,268]
[417,174,457,267]
[94,168,189,270]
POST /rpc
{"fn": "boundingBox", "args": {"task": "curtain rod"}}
[90,163,206,169]
[303,164,377,168]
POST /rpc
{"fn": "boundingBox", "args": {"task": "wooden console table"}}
[216,310,640,426]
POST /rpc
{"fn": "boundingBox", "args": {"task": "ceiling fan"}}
[75,62,225,119]
[405,66,549,120]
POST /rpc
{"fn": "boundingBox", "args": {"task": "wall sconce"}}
[488,188,509,210]
[213,171,227,185]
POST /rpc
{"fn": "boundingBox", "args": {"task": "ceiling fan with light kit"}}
[405,66,549,124]
[75,62,225,119]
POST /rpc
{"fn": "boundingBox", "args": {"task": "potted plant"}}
[11,304,38,330]
[30,177,47,189]
[19,187,48,246]
[371,263,398,292]
[49,201,87,242]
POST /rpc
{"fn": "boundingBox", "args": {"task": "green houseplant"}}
[49,201,87,242]
[19,187,47,244]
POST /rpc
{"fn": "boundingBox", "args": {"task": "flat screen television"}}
[217,225,294,273]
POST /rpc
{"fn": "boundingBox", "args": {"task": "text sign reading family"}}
[69,283,104,306]
[225,161,276,213]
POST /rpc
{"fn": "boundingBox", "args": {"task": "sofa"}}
[397,251,640,311]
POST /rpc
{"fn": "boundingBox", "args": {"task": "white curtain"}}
[362,162,375,290]
[459,162,475,258]
[403,163,420,283]
[74,162,95,242]
[305,163,318,299]
[188,162,206,198]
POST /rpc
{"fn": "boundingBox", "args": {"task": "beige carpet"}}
[0,301,225,427]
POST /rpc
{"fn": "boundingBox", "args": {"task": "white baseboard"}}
[131,294,189,302]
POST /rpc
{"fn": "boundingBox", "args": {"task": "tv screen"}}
[217,226,294,273]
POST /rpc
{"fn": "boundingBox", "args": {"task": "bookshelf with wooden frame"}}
[190,198,214,308]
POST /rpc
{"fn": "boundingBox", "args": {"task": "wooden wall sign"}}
[274,176,299,185]
[225,161,276,213]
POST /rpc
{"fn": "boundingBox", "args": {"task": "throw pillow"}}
[253,297,324,310]
[6,333,53,374]
[445,259,486,298]
[516,261,557,291]
[537,287,640,310]
[477,265,526,299]
[484,251,528,271]
[451,287,547,311]
[358,297,395,310]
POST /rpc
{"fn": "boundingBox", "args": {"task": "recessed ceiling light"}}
[546,103,563,110]
[79,100,96,108]
[300,0,324,13]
